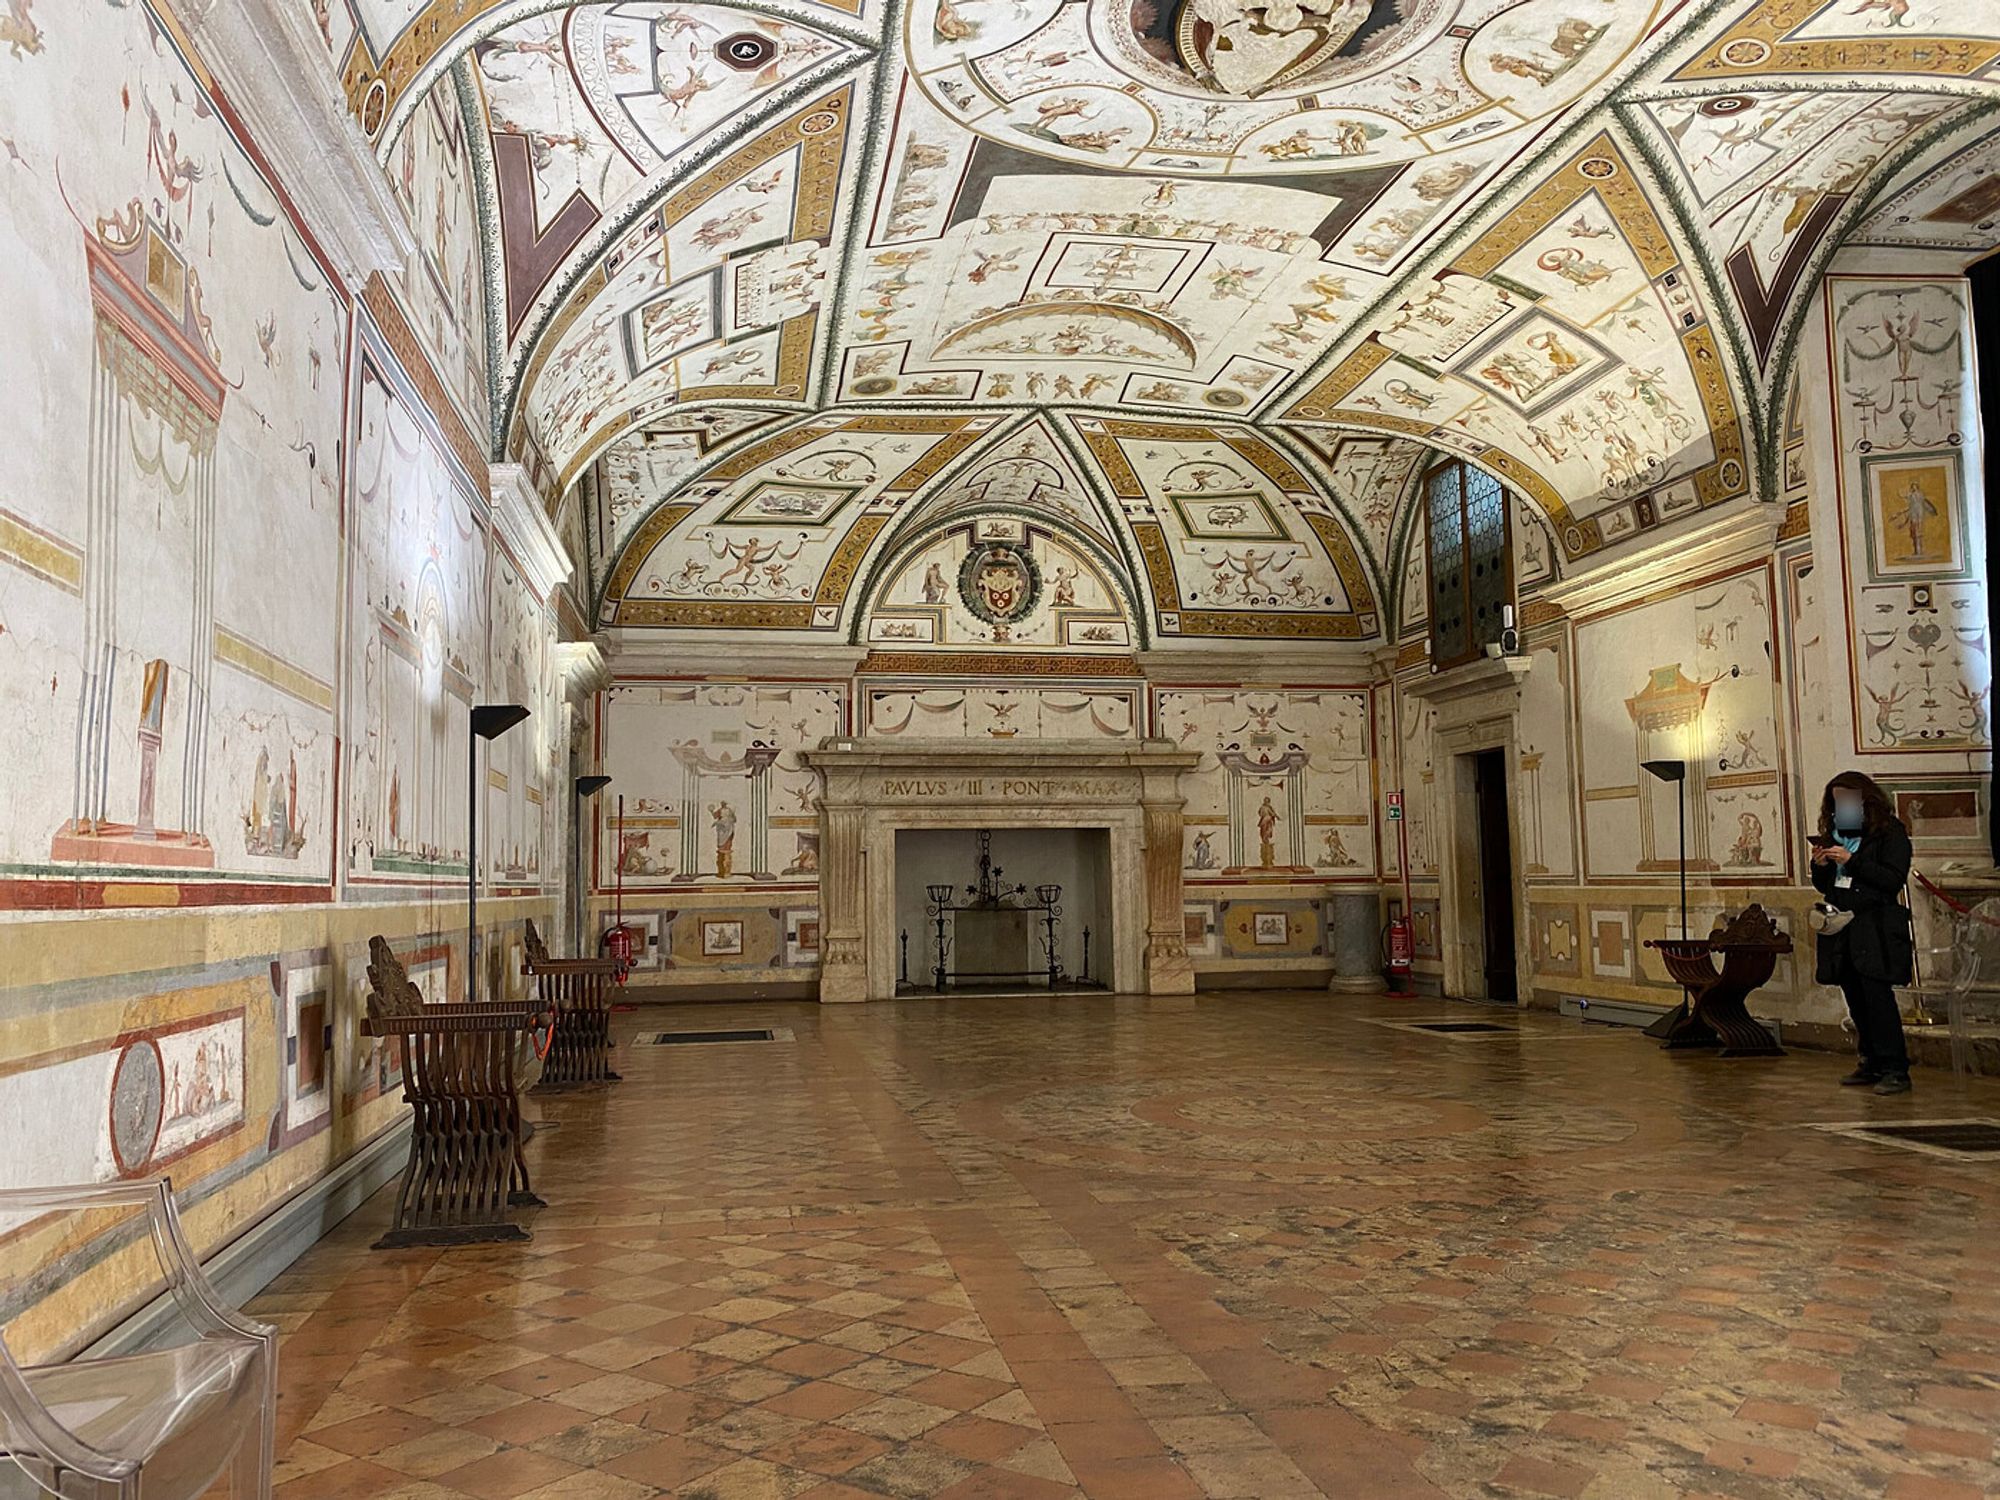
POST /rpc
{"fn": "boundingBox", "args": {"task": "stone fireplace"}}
[801,739,1201,1002]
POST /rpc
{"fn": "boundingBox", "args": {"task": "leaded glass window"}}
[1424,459,1513,670]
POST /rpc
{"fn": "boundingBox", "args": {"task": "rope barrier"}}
[1913,869,2000,928]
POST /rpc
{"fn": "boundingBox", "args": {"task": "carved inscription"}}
[874,775,1128,802]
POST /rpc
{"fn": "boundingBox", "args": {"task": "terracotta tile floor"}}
[254,993,2000,1499]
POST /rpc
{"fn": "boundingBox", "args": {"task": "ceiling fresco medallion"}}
[960,539,1044,634]
[1174,0,1377,97]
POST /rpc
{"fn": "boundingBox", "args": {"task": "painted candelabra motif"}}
[1828,277,1990,754]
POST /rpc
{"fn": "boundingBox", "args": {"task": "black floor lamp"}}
[574,774,611,951]
[469,703,530,1005]
[1641,757,1689,1039]
[1641,758,1689,939]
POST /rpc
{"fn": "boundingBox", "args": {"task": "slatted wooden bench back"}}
[521,918,622,1090]
[362,936,549,1248]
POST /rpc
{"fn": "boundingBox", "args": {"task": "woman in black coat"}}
[1809,771,1915,1094]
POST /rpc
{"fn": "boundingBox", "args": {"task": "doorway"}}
[1473,749,1517,1003]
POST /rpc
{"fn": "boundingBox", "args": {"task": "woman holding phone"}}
[1809,771,1914,1094]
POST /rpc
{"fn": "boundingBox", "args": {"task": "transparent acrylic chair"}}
[1939,897,2000,1077]
[0,1179,275,1499]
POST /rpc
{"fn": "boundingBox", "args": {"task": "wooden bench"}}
[362,937,553,1249]
[1643,904,1790,1057]
[522,918,623,1091]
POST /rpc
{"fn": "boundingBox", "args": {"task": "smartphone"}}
[1807,834,1834,848]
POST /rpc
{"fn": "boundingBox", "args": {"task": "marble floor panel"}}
[253,993,2000,1499]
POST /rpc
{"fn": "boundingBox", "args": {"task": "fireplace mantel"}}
[801,739,1200,1001]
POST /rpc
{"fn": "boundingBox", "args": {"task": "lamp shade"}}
[926,883,955,905]
[1640,758,1686,783]
[575,775,612,798]
[1035,884,1062,906]
[471,703,530,740]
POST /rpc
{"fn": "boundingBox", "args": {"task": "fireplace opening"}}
[894,827,1113,994]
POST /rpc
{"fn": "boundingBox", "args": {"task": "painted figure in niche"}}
[1320,828,1357,867]
[1051,564,1078,607]
[1729,812,1767,867]
[243,746,307,858]
[921,561,948,604]
[712,800,738,878]
[1257,796,1279,867]
[618,830,672,876]
[1890,474,1946,562]
[783,833,819,876]
[1190,831,1218,869]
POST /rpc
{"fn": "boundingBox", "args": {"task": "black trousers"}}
[1839,969,1909,1076]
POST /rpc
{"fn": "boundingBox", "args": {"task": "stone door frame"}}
[1407,657,1535,1005]
[802,739,1201,1002]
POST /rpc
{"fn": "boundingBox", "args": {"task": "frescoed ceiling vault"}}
[315,0,2000,639]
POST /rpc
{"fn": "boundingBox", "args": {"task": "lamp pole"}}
[1641,758,1689,939]
[573,775,611,953]
[1676,774,1687,940]
[468,704,530,1005]
[1640,758,1691,1038]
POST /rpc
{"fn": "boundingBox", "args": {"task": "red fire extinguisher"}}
[1384,785,1414,996]
[599,793,636,983]
[1385,913,1415,996]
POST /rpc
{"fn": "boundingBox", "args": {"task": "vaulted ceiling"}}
[322,0,2000,641]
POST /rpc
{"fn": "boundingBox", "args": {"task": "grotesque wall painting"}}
[345,343,491,886]
[597,681,846,888]
[486,549,561,891]
[608,415,1002,629]
[1574,567,1786,883]
[1155,688,1374,878]
[1827,277,1990,756]
[0,0,346,901]
[390,82,489,435]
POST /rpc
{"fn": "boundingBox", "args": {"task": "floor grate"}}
[1855,1121,2000,1154]
[634,1028,786,1046]
[1810,1117,2000,1161]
